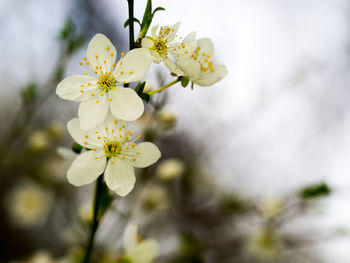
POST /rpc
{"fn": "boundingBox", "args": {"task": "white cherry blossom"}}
[171,37,228,87]
[66,115,161,196]
[121,224,159,263]
[141,22,196,66]
[57,34,151,130]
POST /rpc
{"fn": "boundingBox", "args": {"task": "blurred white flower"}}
[156,158,184,181]
[141,22,196,66]
[246,228,284,261]
[140,184,169,211]
[173,37,228,86]
[66,115,161,196]
[27,130,49,152]
[120,224,159,263]
[260,196,284,219]
[57,34,151,130]
[7,181,53,227]
[157,107,177,127]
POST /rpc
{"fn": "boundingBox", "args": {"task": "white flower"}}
[57,34,151,130]
[172,37,228,87]
[121,224,159,263]
[141,22,196,66]
[7,181,53,227]
[66,115,161,196]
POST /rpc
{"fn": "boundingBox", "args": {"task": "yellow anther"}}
[79,62,83,65]
[93,148,96,151]
[106,47,110,51]
[100,93,104,96]
[105,126,108,130]
[103,60,106,63]
[136,152,140,155]
[108,98,112,102]
[208,61,213,67]
[131,144,135,148]
[97,136,101,139]
[204,59,208,62]
[114,120,118,124]
[83,57,87,61]
[95,55,98,59]
[111,161,115,164]
[121,52,125,56]
[129,71,133,75]
[120,70,124,75]
[122,155,126,159]
[99,66,102,69]
[84,72,87,75]
[80,84,84,87]
[96,100,99,103]
[85,135,88,138]
[210,67,215,72]
[86,61,90,65]
[202,52,205,56]
[110,53,114,57]
[112,63,116,67]
[80,90,84,93]
[95,66,98,70]
[185,51,188,54]
[206,54,210,58]
[119,127,122,131]
[138,135,142,139]
[111,129,114,133]
[94,71,98,74]
[91,93,95,96]
[88,82,91,86]
[122,81,126,84]
[84,141,88,145]
[94,157,98,160]
[132,158,136,161]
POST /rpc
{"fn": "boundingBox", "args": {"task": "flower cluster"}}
[56,22,227,197]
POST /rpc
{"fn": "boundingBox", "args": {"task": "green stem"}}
[147,78,181,96]
[127,0,135,50]
[81,176,104,263]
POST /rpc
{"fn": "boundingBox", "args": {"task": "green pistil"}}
[154,39,168,56]
[97,73,117,92]
[104,141,121,158]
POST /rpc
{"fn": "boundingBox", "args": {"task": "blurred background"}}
[1,0,350,262]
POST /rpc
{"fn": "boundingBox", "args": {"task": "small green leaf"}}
[152,6,165,16]
[135,81,146,95]
[72,143,83,154]
[181,77,190,87]
[124,17,141,28]
[299,182,331,200]
[140,93,150,102]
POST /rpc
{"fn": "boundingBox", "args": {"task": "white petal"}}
[67,118,104,148]
[151,25,158,38]
[162,56,184,76]
[78,95,109,131]
[141,37,154,49]
[67,149,106,186]
[110,87,144,121]
[194,65,228,87]
[197,38,214,56]
[123,224,138,254]
[164,22,181,41]
[113,48,151,83]
[104,157,135,196]
[183,31,197,45]
[129,239,159,263]
[56,75,98,102]
[177,58,201,80]
[87,33,117,74]
[125,142,161,168]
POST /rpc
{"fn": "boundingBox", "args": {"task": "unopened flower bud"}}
[27,130,49,152]
[156,158,184,181]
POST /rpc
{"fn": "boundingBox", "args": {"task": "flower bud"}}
[157,107,177,127]
[27,130,49,152]
[156,158,184,181]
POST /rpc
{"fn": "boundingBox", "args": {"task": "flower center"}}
[97,73,117,92]
[104,141,121,158]
[154,39,168,56]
